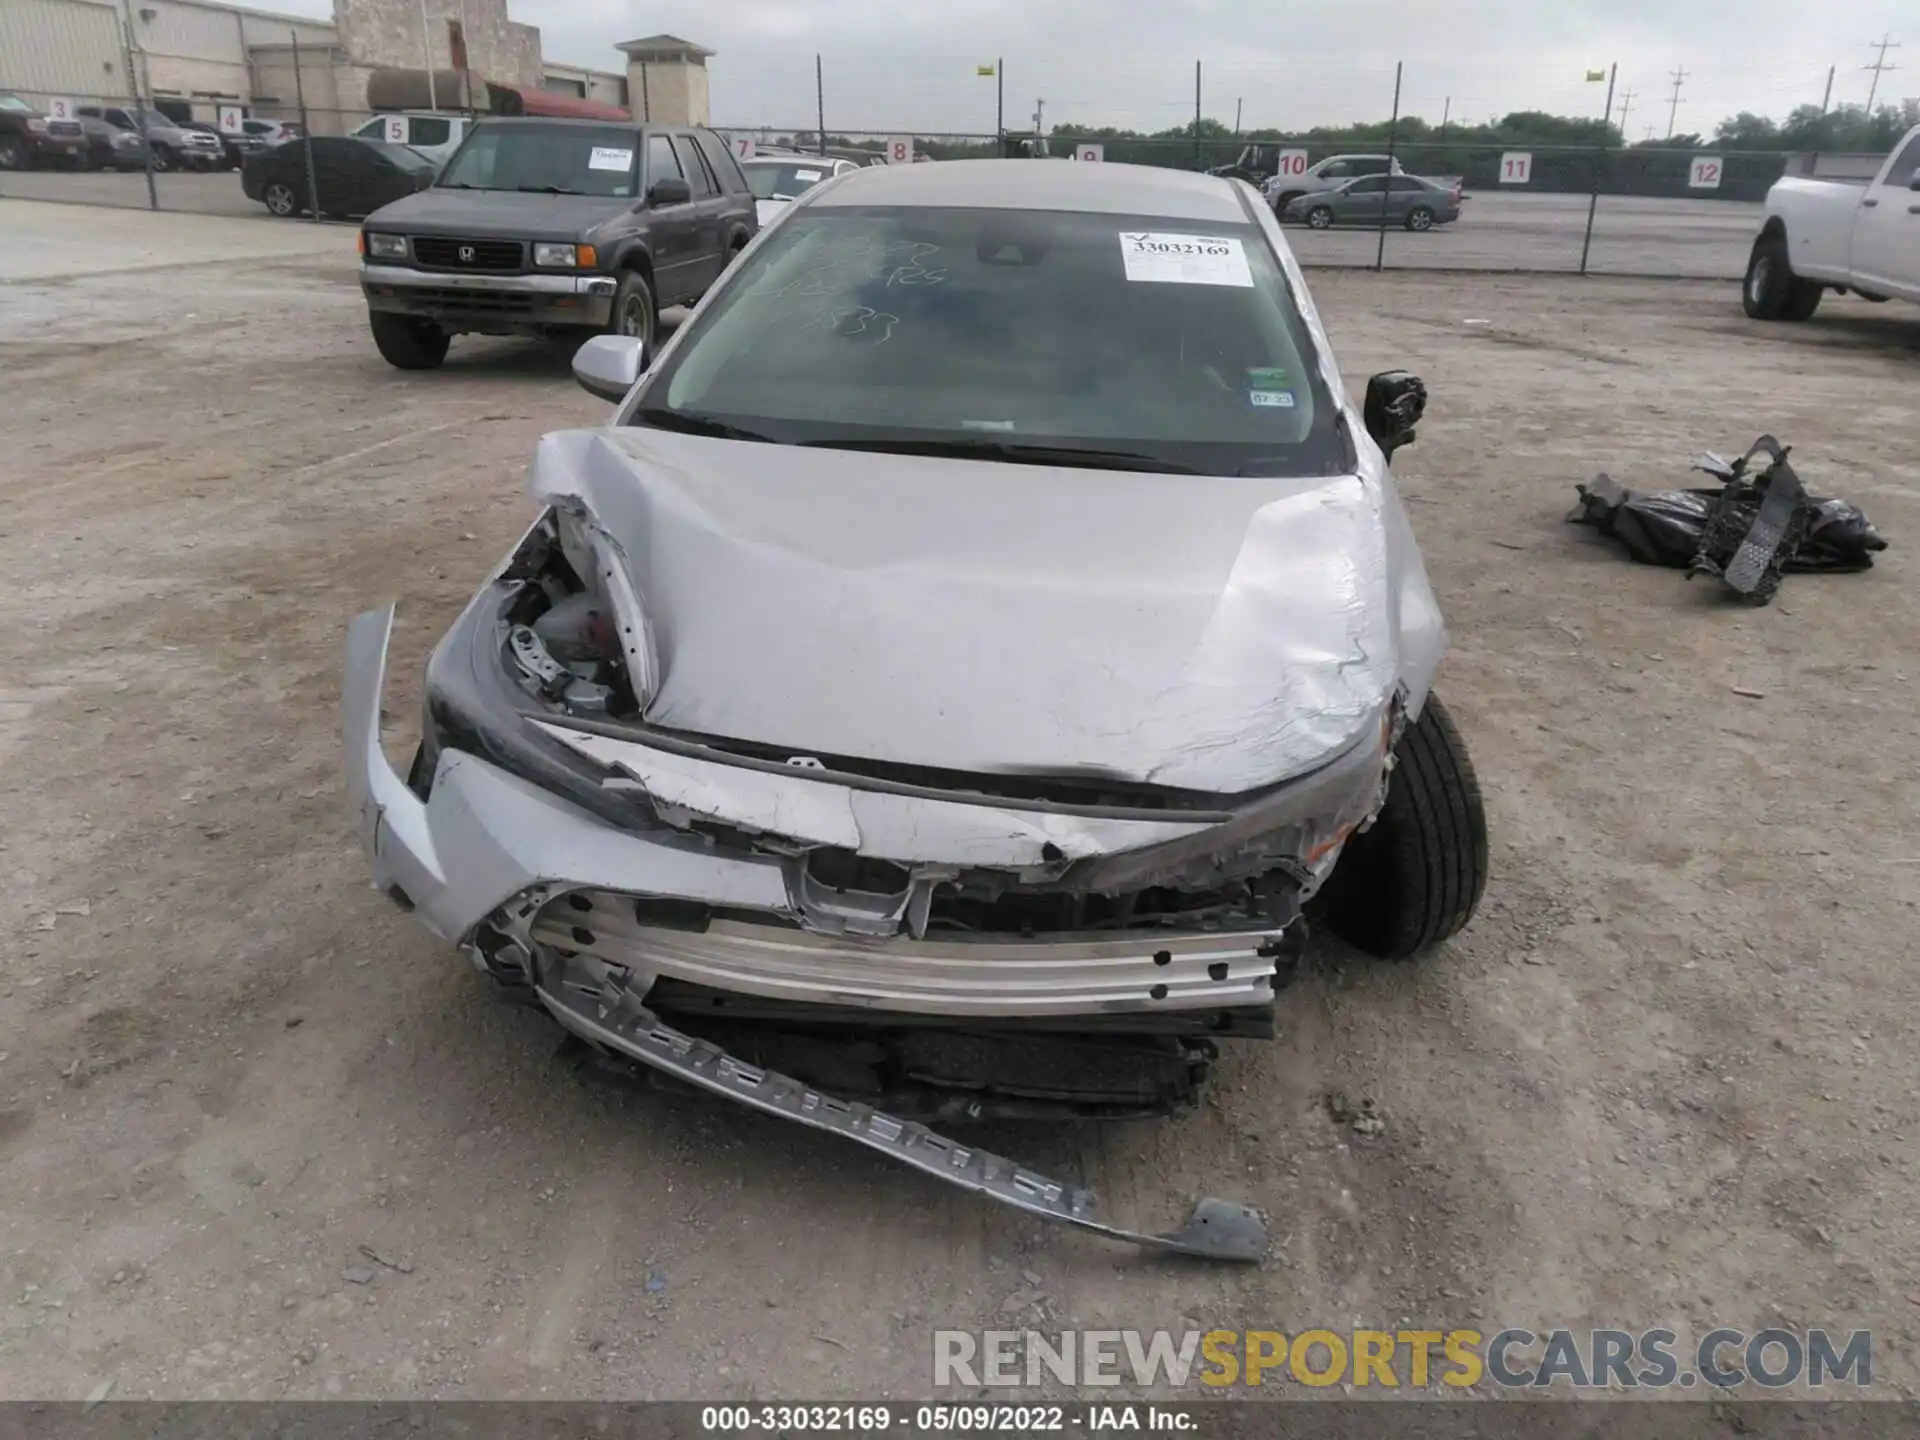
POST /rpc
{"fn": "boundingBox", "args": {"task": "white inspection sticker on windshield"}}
[794,168,823,181]
[1118,232,1254,287]
[588,146,634,172]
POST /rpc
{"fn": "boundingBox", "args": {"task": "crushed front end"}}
[344,507,1401,1259]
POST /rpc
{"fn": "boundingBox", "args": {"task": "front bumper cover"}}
[360,263,617,331]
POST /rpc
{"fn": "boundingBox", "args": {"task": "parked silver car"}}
[343,160,1487,1258]
[1283,173,1463,231]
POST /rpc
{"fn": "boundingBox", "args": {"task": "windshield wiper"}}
[515,184,585,195]
[803,438,1200,475]
[630,409,780,444]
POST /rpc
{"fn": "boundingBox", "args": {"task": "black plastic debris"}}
[1568,435,1888,605]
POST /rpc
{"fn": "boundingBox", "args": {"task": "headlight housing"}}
[365,232,408,260]
[534,242,590,268]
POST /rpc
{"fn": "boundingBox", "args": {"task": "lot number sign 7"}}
[1499,152,1532,185]
[1689,156,1722,189]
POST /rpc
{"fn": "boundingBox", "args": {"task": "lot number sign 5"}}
[1499,151,1533,185]
[1689,156,1722,189]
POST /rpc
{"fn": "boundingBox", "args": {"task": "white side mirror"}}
[572,335,647,402]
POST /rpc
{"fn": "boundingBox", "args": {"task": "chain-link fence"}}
[0,95,1787,279]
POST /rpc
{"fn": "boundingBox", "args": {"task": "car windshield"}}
[0,95,34,115]
[743,160,833,201]
[437,123,636,196]
[635,204,1344,477]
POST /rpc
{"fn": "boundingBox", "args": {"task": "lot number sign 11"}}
[1689,156,1722,189]
[887,136,913,164]
[1499,152,1533,185]
[1075,143,1104,162]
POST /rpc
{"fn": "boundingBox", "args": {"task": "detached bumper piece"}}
[536,948,1270,1263]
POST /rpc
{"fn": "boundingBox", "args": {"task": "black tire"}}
[1319,694,1489,960]
[1273,191,1303,214]
[263,180,297,216]
[608,269,657,355]
[0,136,26,171]
[1306,205,1335,230]
[150,145,173,173]
[1742,233,1822,321]
[368,311,450,370]
[1405,205,1435,232]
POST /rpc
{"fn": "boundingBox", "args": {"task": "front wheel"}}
[0,136,26,170]
[149,145,173,173]
[368,311,450,370]
[1742,234,1822,321]
[1305,205,1335,230]
[262,180,298,216]
[1405,205,1435,232]
[607,270,657,355]
[1318,694,1489,960]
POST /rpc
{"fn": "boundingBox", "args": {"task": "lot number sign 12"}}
[1499,151,1533,185]
[1689,156,1722,189]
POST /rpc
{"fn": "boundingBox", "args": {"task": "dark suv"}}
[356,117,758,370]
[0,92,86,170]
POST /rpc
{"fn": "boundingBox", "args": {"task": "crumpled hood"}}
[530,427,1412,793]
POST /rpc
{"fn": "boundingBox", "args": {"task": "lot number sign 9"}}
[1499,151,1533,185]
[1689,155,1722,189]
[888,135,913,164]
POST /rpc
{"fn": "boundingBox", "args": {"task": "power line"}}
[1664,66,1687,138]
[1863,34,1901,113]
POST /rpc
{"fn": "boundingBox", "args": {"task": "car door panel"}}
[644,133,700,305]
[1851,135,1920,300]
[671,133,727,293]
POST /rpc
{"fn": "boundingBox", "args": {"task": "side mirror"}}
[572,335,647,402]
[1363,371,1426,459]
[1910,174,1920,191]
[647,176,692,206]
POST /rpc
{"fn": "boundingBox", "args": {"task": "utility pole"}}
[1863,34,1901,113]
[1615,88,1635,136]
[418,0,439,111]
[1664,66,1687,139]
[1233,96,1242,137]
[1033,97,1044,133]
[1193,59,1202,165]
[117,0,157,210]
[996,56,1003,143]
[1579,61,1617,275]
[1819,65,1835,114]
[1440,96,1450,135]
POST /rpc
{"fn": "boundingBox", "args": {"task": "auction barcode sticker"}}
[1118,232,1254,287]
[589,147,635,172]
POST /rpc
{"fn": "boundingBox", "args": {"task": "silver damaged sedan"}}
[343,160,1488,1260]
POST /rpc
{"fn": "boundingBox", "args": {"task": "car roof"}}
[809,158,1253,222]
[470,116,707,136]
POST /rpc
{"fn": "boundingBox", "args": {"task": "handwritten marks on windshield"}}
[754,235,946,344]
[800,305,900,345]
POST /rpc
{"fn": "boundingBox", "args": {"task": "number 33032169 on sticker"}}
[1118,232,1254,287]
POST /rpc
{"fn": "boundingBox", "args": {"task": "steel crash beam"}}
[534,954,1271,1263]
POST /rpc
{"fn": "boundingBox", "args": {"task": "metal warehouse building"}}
[0,0,714,133]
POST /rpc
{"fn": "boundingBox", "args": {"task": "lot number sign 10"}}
[1275,149,1309,178]
[1689,156,1722,189]
[888,136,913,164]
[1499,152,1533,185]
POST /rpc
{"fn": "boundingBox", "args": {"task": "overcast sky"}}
[283,0,1910,137]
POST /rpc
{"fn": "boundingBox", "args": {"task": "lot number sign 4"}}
[1689,156,1722,189]
[1499,151,1533,185]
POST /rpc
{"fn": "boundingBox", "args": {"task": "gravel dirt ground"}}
[1,208,1917,1403]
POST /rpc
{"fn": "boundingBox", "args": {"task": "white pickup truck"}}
[1743,124,1920,320]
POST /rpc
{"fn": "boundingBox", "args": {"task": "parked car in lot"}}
[1283,173,1462,231]
[181,120,239,169]
[355,117,756,369]
[75,105,224,171]
[1265,152,1402,211]
[228,118,303,159]
[342,160,1485,1257]
[1744,124,1920,320]
[740,153,860,224]
[0,91,86,170]
[351,112,472,169]
[242,135,438,219]
[77,113,149,170]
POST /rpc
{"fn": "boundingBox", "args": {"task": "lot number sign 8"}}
[1689,156,1722,189]
[888,135,913,164]
[1499,151,1532,185]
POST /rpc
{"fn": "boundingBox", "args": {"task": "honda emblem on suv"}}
[458,245,476,263]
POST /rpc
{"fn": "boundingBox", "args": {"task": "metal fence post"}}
[1375,61,1403,272]
[816,54,826,157]
[118,0,158,210]
[1579,62,1618,274]
[291,30,320,222]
